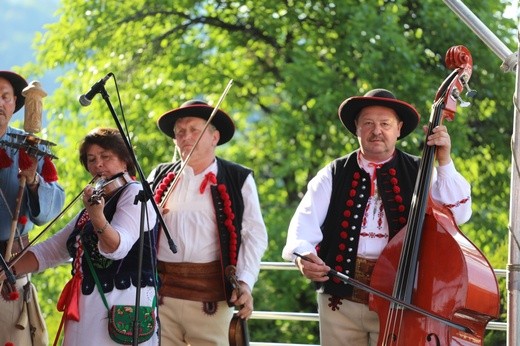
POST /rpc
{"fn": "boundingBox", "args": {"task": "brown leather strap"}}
[0,234,29,258]
[347,257,377,305]
[157,260,226,302]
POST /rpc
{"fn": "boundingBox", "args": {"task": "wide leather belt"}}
[346,257,377,305]
[157,260,226,302]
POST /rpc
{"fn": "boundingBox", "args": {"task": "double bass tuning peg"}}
[451,89,471,108]
[461,76,477,98]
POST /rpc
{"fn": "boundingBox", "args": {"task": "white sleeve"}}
[98,183,158,260]
[31,216,78,272]
[282,164,332,261]
[236,174,268,290]
[430,161,472,225]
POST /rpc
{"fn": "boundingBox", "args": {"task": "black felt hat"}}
[0,70,28,114]
[158,100,235,145]
[338,88,420,139]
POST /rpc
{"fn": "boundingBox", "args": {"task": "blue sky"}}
[0,0,60,122]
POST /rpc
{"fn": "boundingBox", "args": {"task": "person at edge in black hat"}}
[0,70,65,345]
[148,100,268,345]
[282,89,472,346]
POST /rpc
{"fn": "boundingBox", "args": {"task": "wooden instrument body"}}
[229,313,250,346]
[369,202,500,345]
[227,265,250,346]
[366,46,500,345]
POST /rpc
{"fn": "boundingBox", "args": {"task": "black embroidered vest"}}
[318,150,420,298]
[150,157,251,301]
[66,182,157,295]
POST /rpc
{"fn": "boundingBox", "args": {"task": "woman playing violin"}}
[2,127,159,345]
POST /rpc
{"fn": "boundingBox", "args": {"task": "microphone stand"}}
[132,190,147,346]
[98,86,177,255]
[97,85,171,345]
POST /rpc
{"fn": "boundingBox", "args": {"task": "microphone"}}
[78,73,113,106]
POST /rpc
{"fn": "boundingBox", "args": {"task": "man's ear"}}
[213,130,220,146]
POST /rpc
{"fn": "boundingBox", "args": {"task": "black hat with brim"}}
[157,100,235,145]
[338,88,420,139]
[0,71,28,114]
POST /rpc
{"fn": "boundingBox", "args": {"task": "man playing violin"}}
[0,70,65,346]
[148,100,268,345]
[282,89,472,345]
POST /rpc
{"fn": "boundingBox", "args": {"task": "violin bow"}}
[293,252,473,334]
[2,177,97,275]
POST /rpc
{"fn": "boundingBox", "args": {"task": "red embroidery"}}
[328,295,343,311]
[360,232,389,239]
[377,203,384,229]
[76,211,90,229]
[368,162,382,195]
[443,197,470,209]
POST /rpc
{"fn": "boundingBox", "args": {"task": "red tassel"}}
[18,149,32,170]
[42,156,58,182]
[5,342,15,346]
[0,148,13,168]
[8,290,19,301]
[57,273,82,322]
[18,215,28,225]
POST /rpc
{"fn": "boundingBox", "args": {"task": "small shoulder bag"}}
[84,249,156,344]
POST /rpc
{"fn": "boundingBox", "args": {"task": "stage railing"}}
[248,262,507,346]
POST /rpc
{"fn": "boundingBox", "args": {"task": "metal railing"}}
[248,262,507,345]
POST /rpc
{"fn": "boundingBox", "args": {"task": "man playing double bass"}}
[0,70,65,345]
[282,89,472,345]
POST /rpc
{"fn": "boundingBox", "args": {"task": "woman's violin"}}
[88,172,133,205]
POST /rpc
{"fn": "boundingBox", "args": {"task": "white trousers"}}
[318,293,379,346]
[0,276,48,346]
[159,296,234,345]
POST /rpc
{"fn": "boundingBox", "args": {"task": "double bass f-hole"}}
[88,172,132,205]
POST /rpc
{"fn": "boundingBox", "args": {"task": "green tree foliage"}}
[17,0,516,343]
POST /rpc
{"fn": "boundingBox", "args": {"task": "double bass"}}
[369,45,500,345]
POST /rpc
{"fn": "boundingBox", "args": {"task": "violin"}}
[369,45,499,345]
[88,172,133,205]
[225,265,250,346]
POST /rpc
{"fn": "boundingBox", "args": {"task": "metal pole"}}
[442,1,519,344]
[443,0,517,72]
[507,24,520,346]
